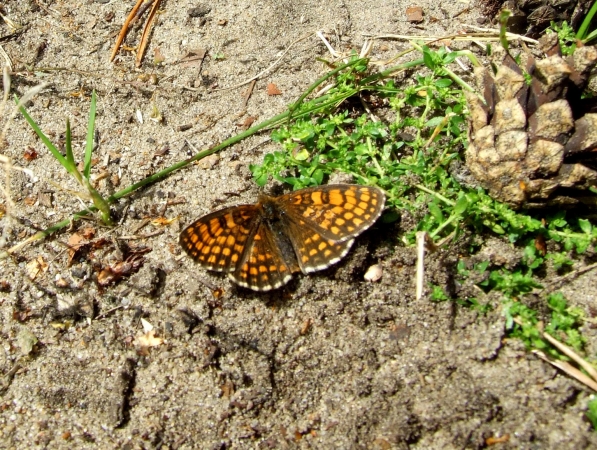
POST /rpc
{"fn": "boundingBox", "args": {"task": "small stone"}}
[364,264,383,282]
[55,275,70,288]
[405,6,424,23]
[188,5,211,17]
[197,154,220,170]
[17,328,38,355]
[71,267,87,279]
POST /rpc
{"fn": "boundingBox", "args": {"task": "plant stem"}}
[415,184,455,206]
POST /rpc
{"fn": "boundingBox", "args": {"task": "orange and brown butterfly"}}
[179,184,386,291]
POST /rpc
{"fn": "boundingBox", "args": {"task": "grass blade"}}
[84,90,97,179]
[64,118,83,185]
[65,118,74,165]
[18,98,72,173]
[577,0,597,42]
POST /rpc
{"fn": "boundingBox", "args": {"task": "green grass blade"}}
[288,57,368,121]
[65,118,74,164]
[64,118,82,184]
[17,97,77,176]
[3,50,445,252]
[577,0,597,41]
[583,28,597,44]
[84,90,97,179]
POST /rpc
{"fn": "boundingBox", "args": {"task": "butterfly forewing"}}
[230,222,294,291]
[179,205,257,272]
[280,185,385,243]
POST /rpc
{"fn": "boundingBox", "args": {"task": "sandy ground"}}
[1,0,597,448]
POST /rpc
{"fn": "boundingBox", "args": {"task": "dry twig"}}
[513,318,597,392]
[110,0,161,68]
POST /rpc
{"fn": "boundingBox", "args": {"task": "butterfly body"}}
[180,184,385,291]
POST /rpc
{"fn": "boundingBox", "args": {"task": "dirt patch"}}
[1,1,596,448]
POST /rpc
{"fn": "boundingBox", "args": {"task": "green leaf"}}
[423,47,435,69]
[442,52,457,65]
[255,172,269,186]
[453,195,469,216]
[294,148,310,161]
[434,78,453,88]
[425,116,444,128]
[428,202,444,221]
[83,177,113,226]
[578,218,592,234]
[18,98,71,172]
[65,119,75,167]
[586,397,597,431]
[430,285,450,301]
[547,292,567,312]
[312,168,324,185]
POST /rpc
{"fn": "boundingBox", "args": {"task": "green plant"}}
[429,285,450,302]
[503,292,586,358]
[18,91,113,225]
[547,1,597,55]
[548,20,578,55]
[251,47,480,242]
[587,396,597,431]
[250,46,597,351]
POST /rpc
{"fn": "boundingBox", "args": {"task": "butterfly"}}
[179,184,385,291]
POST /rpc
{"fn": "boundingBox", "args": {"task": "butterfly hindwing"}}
[230,222,294,291]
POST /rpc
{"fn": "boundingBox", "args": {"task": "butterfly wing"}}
[279,185,384,274]
[230,221,297,291]
[179,205,258,273]
[285,219,355,273]
[279,184,385,243]
[180,184,385,290]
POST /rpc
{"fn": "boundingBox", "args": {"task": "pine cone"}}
[464,35,597,208]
